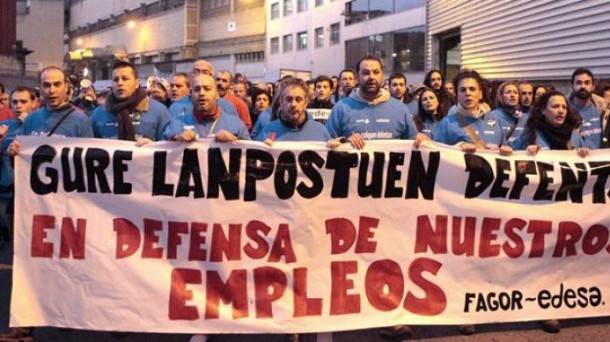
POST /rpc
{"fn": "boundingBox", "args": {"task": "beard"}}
[360,81,380,97]
[575,89,591,100]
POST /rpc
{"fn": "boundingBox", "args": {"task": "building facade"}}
[427,0,610,83]
[265,0,426,81]
[17,0,65,76]
[66,0,265,81]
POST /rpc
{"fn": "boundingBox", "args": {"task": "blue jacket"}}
[91,98,174,141]
[257,116,330,142]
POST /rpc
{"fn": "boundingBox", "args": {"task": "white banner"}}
[10,136,610,333]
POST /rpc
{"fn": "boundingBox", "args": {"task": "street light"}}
[127,20,136,29]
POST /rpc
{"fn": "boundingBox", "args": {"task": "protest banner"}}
[10,136,610,333]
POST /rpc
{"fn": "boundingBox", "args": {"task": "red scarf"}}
[194,105,220,122]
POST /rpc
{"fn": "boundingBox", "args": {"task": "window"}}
[271,37,280,54]
[235,0,264,12]
[271,2,280,19]
[201,0,230,18]
[344,0,425,25]
[283,34,293,52]
[315,27,324,48]
[345,26,425,75]
[297,31,308,50]
[297,0,308,12]
[283,0,293,16]
[330,23,340,45]
[315,0,324,6]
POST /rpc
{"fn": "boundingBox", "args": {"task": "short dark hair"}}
[10,86,36,101]
[571,68,594,84]
[453,69,485,93]
[388,72,406,85]
[355,55,383,74]
[112,61,139,79]
[173,72,190,88]
[314,75,333,88]
[339,69,356,79]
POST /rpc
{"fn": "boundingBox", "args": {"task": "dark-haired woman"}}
[415,88,445,138]
[512,91,587,159]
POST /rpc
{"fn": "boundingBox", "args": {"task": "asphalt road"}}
[1,240,609,342]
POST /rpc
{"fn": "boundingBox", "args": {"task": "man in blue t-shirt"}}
[173,74,250,143]
[326,55,418,150]
[568,68,610,149]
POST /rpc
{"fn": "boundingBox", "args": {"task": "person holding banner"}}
[169,59,239,121]
[0,87,37,249]
[511,90,588,159]
[325,55,419,151]
[90,61,175,144]
[257,77,331,144]
[7,67,94,157]
[173,74,250,143]
[2,67,93,342]
[433,69,512,156]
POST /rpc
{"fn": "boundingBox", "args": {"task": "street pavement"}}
[1,240,609,342]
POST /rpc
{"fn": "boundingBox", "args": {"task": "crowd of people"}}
[0,55,609,341]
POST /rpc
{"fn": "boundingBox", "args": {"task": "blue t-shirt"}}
[433,112,505,146]
[0,118,23,198]
[489,107,529,144]
[257,117,330,142]
[21,105,93,138]
[570,98,602,149]
[91,98,173,141]
[325,97,417,140]
[175,109,251,141]
[251,109,273,140]
[511,128,584,150]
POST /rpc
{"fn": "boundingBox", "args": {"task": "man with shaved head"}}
[169,59,240,121]
[173,74,250,143]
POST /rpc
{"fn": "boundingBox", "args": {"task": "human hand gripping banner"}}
[10,136,610,333]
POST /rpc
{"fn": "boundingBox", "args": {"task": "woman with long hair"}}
[415,88,445,138]
[489,81,528,144]
[512,90,588,158]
